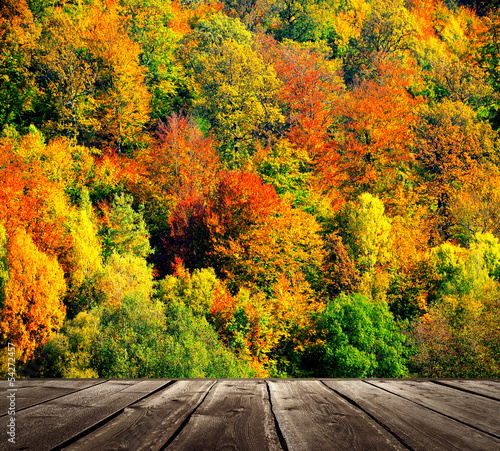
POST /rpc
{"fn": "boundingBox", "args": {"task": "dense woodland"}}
[1,0,500,378]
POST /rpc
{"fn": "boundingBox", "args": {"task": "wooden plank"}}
[268,379,406,451]
[326,380,500,451]
[434,379,500,401]
[368,380,500,438]
[166,380,283,451]
[62,380,215,451]
[12,380,169,451]
[1,379,104,413]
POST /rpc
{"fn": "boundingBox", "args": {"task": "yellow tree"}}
[347,192,392,300]
[66,189,104,316]
[183,14,283,165]
[0,228,66,361]
[36,6,98,142]
[98,252,154,307]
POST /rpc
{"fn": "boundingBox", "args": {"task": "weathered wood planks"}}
[435,379,500,401]
[0,379,103,414]
[3,379,500,451]
[63,380,215,451]
[11,380,169,451]
[367,379,500,438]
[165,380,282,451]
[325,380,500,451]
[268,379,405,450]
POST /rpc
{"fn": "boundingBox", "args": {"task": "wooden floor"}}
[2,379,500,450]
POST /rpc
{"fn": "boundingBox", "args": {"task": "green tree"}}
[38,311,99,378]
[102,192,152,259]
[120,0,184,120]
[0,0,38,129]
[306,293,408,377]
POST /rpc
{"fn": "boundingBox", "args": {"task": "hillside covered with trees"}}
[1,0,500,378]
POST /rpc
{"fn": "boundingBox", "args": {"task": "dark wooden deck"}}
[2,379,500,450]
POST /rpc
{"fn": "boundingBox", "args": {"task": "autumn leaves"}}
[1,0,500,377]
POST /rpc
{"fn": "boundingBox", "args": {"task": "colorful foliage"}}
[0,228,66,361]
[2,0,500,378]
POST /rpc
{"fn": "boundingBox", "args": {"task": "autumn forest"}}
[1,0,500,378]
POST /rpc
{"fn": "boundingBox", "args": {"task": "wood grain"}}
[368,379,500,437]
[4,379,500,451]
[63,380,215,451]
[326,380,500,451]
[268,379,406,451]
[1,379,104,414]
[11,380,169,451]
[166,380,283,451]
[434,379,500,401]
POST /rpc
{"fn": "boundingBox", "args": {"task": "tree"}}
[160,263,224,317]
[266,37,343,162]
[0,228,66,362]
[428,54,495,111]
[274,0,314,41]
[37,311,100,378]
[99,252,154,307]
[409,286,500,377]
[84,0,151,152]
[204,170,325,291]
[66,189,104,317]
[328,57,420,201]
[252,137,312,205]
[94,291,253,378]
[0,225,8,311]
[322,232,360,298]
[347,193,392,299]
[119,0,184,120]
[478,11,500,127]
[70,189,103,286]
[386,210,432,321]
[0,0,38,129]
[305,293,408,377]
[155,114,220,200]
[34,6,98,143]
[101,192,152,259]
[449,166,500,244]
[209,271,321,376]
[224,0,279,32]
[415,100,495,239]
[0,131,74,273]
[183,14,283,164]
[343,0,415,84]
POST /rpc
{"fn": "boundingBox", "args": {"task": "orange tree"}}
[329,57,420,203]
[204,170,325,292]
[0,228,66,362]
